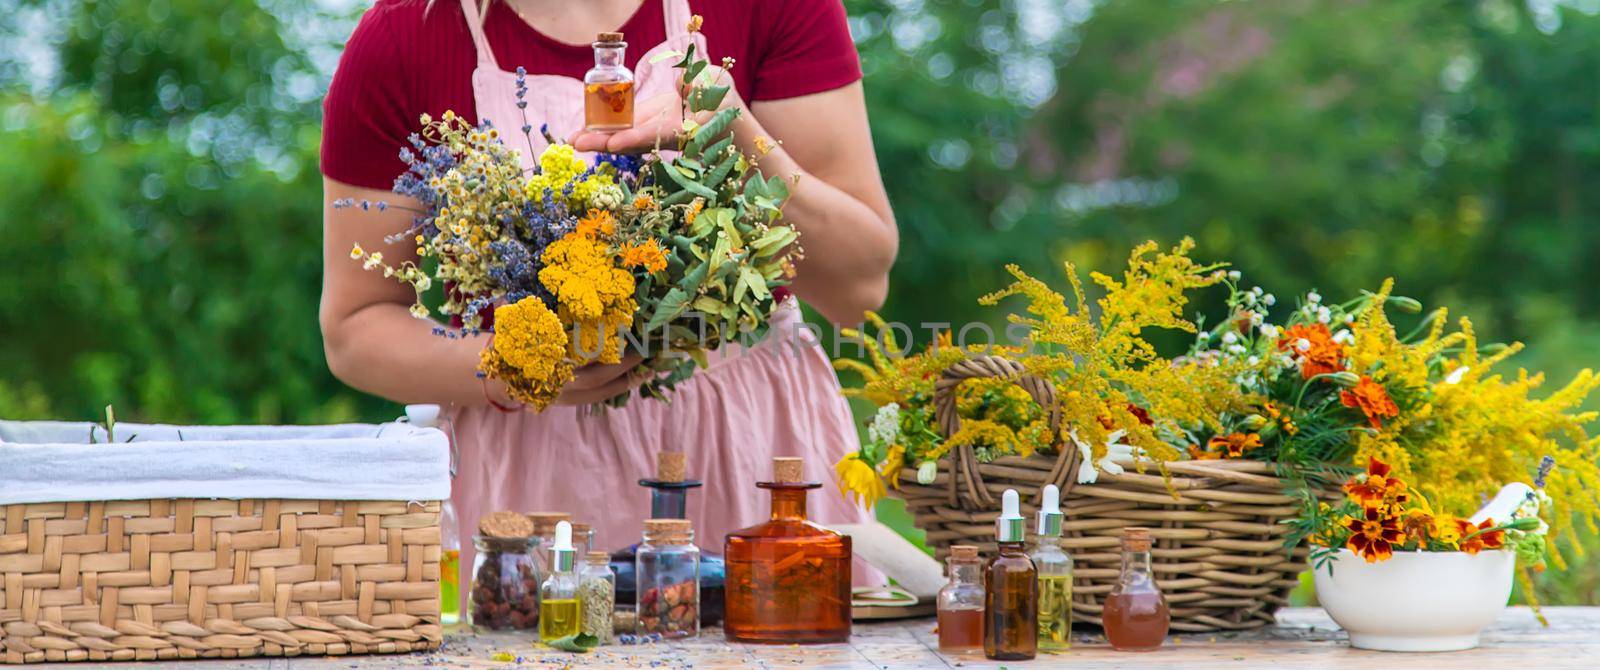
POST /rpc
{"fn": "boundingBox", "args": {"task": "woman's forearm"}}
[732,110,898,325]
[322,301,496,407]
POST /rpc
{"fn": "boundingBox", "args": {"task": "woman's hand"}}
[570,66,742,155]
[553,353,647,406]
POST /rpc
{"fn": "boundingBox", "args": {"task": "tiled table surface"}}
[54,607,1600,669]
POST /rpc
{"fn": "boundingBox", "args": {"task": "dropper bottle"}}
[983,489,1038,660]
[538,521,582,641]
[1031,484,1074,650]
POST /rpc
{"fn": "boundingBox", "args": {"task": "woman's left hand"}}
[569,66,741,154]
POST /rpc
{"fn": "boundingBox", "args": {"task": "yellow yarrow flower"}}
[478,297,574,410]
[538,230,637,364]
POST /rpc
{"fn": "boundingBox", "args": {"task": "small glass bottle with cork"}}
[584,31,635,132]
[1103,527,1169,651]
[723,457,853,644]
[1031,484,1074,650]
[469,511,540,631]
[936,544,985,655]
[984,489,1038,660]
[579,551,617,644]
[538,521,582,641]
[635,518,700,639]
[610,451,725,625]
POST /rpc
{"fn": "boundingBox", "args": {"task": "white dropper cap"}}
[550,520,576,572]
[996,489,1025,543]
[1038,484,1063,536]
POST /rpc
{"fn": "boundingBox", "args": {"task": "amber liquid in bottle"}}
[1103,527,1169,651]
[937,608,984,652]
[583,32,635,132]
[724,459,852,644]
[983,539,1038,660]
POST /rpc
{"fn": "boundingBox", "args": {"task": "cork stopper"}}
[950,545,979,560]
[597,31,625,43]
[585,551,610,565]
[657,451,687,483]
[1122,527,1153,552]
[477,511,533,539]
[644,518,693,544]
[772,457,804,483]
[526,512,572,537]
[570,522,592,535]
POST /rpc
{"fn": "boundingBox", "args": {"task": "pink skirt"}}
[445,302,879,600]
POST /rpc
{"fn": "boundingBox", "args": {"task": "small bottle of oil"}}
[584,31,635,132]
[983,489,1037,661]
[538,521,582,641]
[936,545,985,655]
[1103,527,1169,651]
[1031,484,1074,650]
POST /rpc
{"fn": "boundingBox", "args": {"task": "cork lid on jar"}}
[597,31,625,43]
[1122,527,1154,551]
[478,511,534,539]
[657,451,686,483]
[526,512,572,537]
[585,551,610,565]
[643,518,694,544]
[950,545,980,560]
[773,457,803,483]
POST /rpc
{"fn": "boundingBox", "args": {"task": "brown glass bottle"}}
[724,457,852,643]
[1103,527,1169,651]
[983,490,1037,660]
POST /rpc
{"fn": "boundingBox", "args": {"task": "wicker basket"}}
[0,421,447,664]
[0,498,443,664]
[894,355,1316,632]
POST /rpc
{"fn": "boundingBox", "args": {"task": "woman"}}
[318,0,898,589]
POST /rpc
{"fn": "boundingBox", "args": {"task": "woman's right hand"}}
[552,353,647,406]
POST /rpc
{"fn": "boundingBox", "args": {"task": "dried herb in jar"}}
[579,551,616,643]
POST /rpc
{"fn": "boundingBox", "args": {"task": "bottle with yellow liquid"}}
[1030,484,1074,650]
[539,521,582,640]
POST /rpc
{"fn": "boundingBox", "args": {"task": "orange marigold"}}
[1345,507,1404,563]
[1341,376,1400,428]
[576,208,617,238]
[1278,323,1345,379]
[1344,457,1405,508]
[1455,517,1506,555]
[1206,432,1263,458]
[621,239,669,273]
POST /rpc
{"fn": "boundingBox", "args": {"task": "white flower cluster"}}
[868,402,900,446]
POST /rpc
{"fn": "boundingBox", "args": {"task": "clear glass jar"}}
[1103,527,1169,651]
[936,545,985,654]
[579,551,617,643]
[635,519,700,638]
[469,535,539,631]
[584,31,635,131]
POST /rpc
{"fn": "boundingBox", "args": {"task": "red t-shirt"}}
[321,0,862,190]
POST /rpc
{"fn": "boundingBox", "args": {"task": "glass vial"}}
[538,521,582,641]
[984,489,1037,661]
[636,519,700,638]
[584,31,635,132]
[469,535,539,631]
[610,452,726,626]
[1031,484,1074,650]
[579,551,617,644]
[1103,527,1169,651]
[936,545,985,655]
[724,457,853,644]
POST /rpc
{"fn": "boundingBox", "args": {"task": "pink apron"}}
[447,0,878,601]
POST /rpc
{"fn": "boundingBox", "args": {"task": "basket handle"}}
[932,354,1072,508]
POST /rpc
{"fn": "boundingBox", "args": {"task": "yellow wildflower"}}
[575,209,617,239]
[621,239,669,273]
[684,198,705,226]
[835,453,886,509]
[879,444,906,490]
[478,297,574,410]
[538,230,637,364]
[349,244,364,259]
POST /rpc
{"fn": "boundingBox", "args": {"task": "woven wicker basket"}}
[0,498,443,664]
[894,355,1315,632]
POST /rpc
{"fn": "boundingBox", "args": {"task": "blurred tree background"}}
[2,0,1597,603]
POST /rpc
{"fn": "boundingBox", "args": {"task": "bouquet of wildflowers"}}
[346,19,799,409]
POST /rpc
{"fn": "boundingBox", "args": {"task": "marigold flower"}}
[1206,432,1263,458]
[576,209,617,239]
[1455,517,1506,555]
[1341,376,1400,428]
[1345,506,1404,562]
[632,193,656,211]
[1278,323,1345,379]
[684,198,705,226]
[1344,457,1404,508]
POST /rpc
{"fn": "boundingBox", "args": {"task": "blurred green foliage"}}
[3,0,1598,603]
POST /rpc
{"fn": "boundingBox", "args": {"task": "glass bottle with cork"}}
[578,551,616,644]
[635,518,700,638]
[936,545,985,655]
[724,457,852,644]
[984,489,1037,660]
[538,521,582,641]
[609,451,725,625]
[584,31,634,132]
[1031,484,1074,650]
[1103,527,1169,651]
[469,511,540,631]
